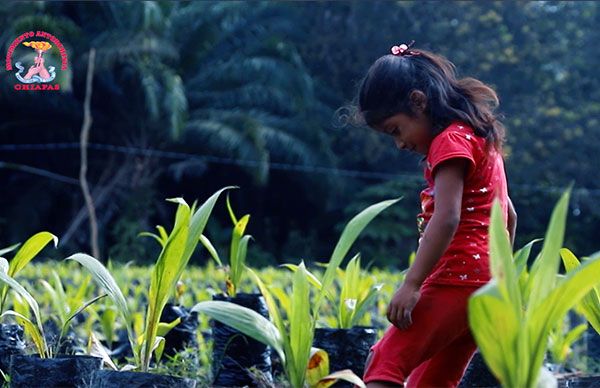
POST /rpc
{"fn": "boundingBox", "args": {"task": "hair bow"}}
[391,40,416,56]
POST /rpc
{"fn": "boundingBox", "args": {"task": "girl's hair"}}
[356,48,505,150]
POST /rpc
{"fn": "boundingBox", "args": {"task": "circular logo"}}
[5,31,68,91]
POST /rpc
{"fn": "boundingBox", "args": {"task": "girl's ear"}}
[409,90,427,114]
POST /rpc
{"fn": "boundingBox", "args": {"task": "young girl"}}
[356,42,517,387]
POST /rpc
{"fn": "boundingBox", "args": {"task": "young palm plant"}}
[0,232,62,357]
[0,232,58,314]
[559,248,600,334]
[193,197,400,388]
[198,194,251,297]
[284,254,382,329]
[68,187,230,372]
[468,189,600,388]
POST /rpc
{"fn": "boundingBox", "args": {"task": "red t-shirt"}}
[418,122,508,286]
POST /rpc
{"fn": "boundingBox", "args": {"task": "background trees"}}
[1,1,598,267]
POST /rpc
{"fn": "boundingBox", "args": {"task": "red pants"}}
[363,283,481,387]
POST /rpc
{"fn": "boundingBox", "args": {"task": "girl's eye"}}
[391,128,400,135]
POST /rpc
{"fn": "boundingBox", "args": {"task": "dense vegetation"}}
[1,1,599,267]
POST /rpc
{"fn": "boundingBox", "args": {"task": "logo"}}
[5,31,68,91]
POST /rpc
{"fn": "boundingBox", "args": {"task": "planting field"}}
[0,192,599,388]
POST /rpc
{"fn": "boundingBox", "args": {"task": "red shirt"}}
[418,122,508,286]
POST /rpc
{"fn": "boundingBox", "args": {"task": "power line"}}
[0,142,423,181]
[1,142,600,198]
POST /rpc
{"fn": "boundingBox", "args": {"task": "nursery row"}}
[0,187,598,387]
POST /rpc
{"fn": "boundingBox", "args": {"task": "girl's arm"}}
[387,159,466,329]
[507,195,517,247]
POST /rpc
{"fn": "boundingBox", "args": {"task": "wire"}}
[0,142,423,181]
[1,142,600,198]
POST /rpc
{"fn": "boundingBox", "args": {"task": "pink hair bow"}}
[391,40,416,56]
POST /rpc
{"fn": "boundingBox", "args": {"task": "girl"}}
[356,42,517,387]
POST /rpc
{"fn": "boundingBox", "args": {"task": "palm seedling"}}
[468,189,600,388]
[68,187,230,372]
[193,197,400,387]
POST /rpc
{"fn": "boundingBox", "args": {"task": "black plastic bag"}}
[313,326,377,385]
[161,303,199,358]
[459,351,500,387]
[0,323,25,375]
[91,370,197,388]
[211,293,272,387]
[9,354,102,388]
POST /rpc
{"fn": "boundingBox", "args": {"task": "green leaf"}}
[246,266,288,362]
[280,264,323,290]
[0,243,20,257]
[527,189,570,314]
[0,258,7,275]
[144,198,191,370]
[157,225,168,243]
[339,254,361,328]
[199,234,222,267]
[144,187,231,371]
[560,248,600,333]
[0,271,45,351]
[226,193,239,225]
[315,198,401,318]
[468,281,521,387]
[230,233,251,297]
[351,283,383,328]
[514,239,542,276]
[1,310,47,358]
[289,262,313,388]
[156,317,181,337]
[489,200,521,315]
[191,300,284,362]
[270,287,292,318]
[138,232,165,247]
[65,253,131,325]
[152,336,166,363]
[59,293,108,349]
[65,253,135,361]
[527,256,600,385]
[100,307,118,348]
[8,232,58,277]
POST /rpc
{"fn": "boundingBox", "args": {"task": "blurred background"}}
[0,1,598,268]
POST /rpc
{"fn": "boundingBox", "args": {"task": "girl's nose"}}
[394,138,406,150]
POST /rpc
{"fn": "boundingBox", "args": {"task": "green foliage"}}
[336,255,382,329]
[313,197,401,322]
[198,194,253,297]
[68,187,229,372]
[193,198,398,386]
[0,232,58,313]
[283,254,383,329]
[560,248,600,334]
[2,1,600,266]
[193,262,365,388]
[548,317,587,366]
[340,181,418,268]
[468,190,600,387]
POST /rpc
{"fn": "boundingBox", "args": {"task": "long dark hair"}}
[356,48,505,150]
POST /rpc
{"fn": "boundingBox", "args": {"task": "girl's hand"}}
[386,282,421,330]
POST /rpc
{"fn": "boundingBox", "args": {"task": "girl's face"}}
[375,111,433,155]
